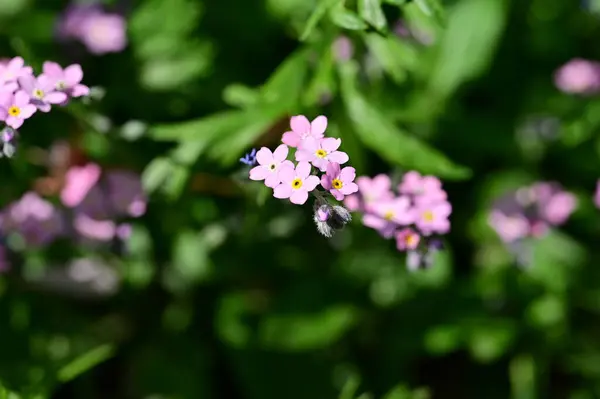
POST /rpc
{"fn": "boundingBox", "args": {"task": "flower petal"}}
[255,147,274,165]
[37,103,51,113]
[6,116,23,129]
[249,165,268,181]
[328,151,349,165]
[272,144,289,162]
[277,162,295,183]
[331,189,344,201]
[304,175,320,191]
[321,174,332,190]
[71,84,90,97]
[299,136,319,152]
[20,104,36,119]
[294,149,312,162]
[64,64,84,86]
[45,91,68,104]
[273,183,292,199]
[310,115,327,136]
[290,115,310,134]
[281,131,300,147]
[0,107,7,121]
[42,61,64,79]
[321,137,340,152]
[295,161,312,179]
[340,182,358,195]
[290,189,309,205]
[17,75,35,93]
[264,173,281,188]
[339,166,356,183]
[14,91,30,107]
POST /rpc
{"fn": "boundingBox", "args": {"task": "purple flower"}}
[395,227,420,251]
[104,171,147,217]
[18,74,68,112]
[73,213,118,242]
[554,58,600,95]
[296,137,349,172]
[363,196,414,238]
[488,210,530,243]
[344,174,394,213]
[273,161,320,205]
[42,62,90,98]
[0,91,37,129]
[79,12,128,55]
[60,163,102,207]
[320,162,358,201]
[249,144,294,188]
[0,192,65,246]
[281,115,327,148]
[240,148,257,166]
[57,3,104,40]
[414,200,452,235]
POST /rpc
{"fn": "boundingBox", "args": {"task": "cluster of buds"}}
[0,56,89,157]
[241,115,358,237]
[345,172,452,270]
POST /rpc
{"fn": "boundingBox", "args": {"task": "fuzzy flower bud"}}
[313,203,352,238]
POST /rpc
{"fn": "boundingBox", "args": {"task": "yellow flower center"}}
[269,163,276,171]
[422,210,434,222]
[405,234,418,246]
[33,89,44,99]
[315,149,327,158]
[56,81,66,90]
[8,106,20,117]
[332,178,343,189]
[384,210,394,221]
[292,178,303,189]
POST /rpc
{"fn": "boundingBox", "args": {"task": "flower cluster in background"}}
[0,163,146,271]
[244,115,358,237]
[488,182,576,264]
[554,58,600,95]
[0,57,89,156]
[345,171,452,270]
[57,2,127,55]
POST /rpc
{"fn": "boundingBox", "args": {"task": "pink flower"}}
[540,191,577,225]
[296,137,349,171]
[0,91,37,129]
[73,214,117,242]
[18,74,68,112]
[488,211,529,243]
[345,174,394,212]
[281,115,327,148]
[395,228,420,251]
[273,161,320,205]
[0,57,33,86]
[79,12,127,55]
[249,145,293,188]
[61,163,102,207]
[554,58,600,95]
[414,200,452,235]
[320,162,358,201]
[398,171,447,204]
[363,196,414,238]
[42,62,90,98]
[595,180,600,209]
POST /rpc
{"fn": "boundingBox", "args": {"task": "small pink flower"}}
[61,163,102,207]
[0,91,37,129]
[273,161,320,205]
[320,162,358,201]
[42,62,90,98]
[73,214,117,242]
[345,174,394,212]
[295,137,349,171]
[540,191,576,225]
[80,12,128,55]
[398,171,447,204]
[249,145,293,188]
[281,115,327,148]
[363,196,414,238]
[18,74,68,112]
[0,57,33,86]
[414,200,452,235]
[488,211,529,243]
[554,58,600,95]
[395,228,420,251]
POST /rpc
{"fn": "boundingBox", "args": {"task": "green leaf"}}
[363,33,419,84]
[58,344,116,383]
[223,83,260,108]
[329,6,369,30]
[467,320,515,363]
[260,49,310,113]
[259,305,359,351]
[171,230,212,283]
[303,43,337,107]
[338,61,471,179]
[141,157,174,193]
[414,0,445,21]
[428,0,507,97]
[383,385,413,399]
[358,0,387,31]
[299,0,339,41]
[149,110,249,141]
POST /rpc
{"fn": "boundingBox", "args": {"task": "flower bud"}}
[313,203,352,238]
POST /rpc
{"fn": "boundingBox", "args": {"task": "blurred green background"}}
[3,0,600,398]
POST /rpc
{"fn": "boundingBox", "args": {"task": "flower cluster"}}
[58,2,127,55]
[345,171,452,270]
[488,182,576,244]
[0,164,147,272]
[243,115,358,237]
[0,57,89,156]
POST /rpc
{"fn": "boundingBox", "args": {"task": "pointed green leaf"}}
[141,157,174,194]
[338,61,471,179]
[329,7,369,30]
[299,0,340,41]
[58,344,116,383]
[363,32,419,84]
[358,0,387,31]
